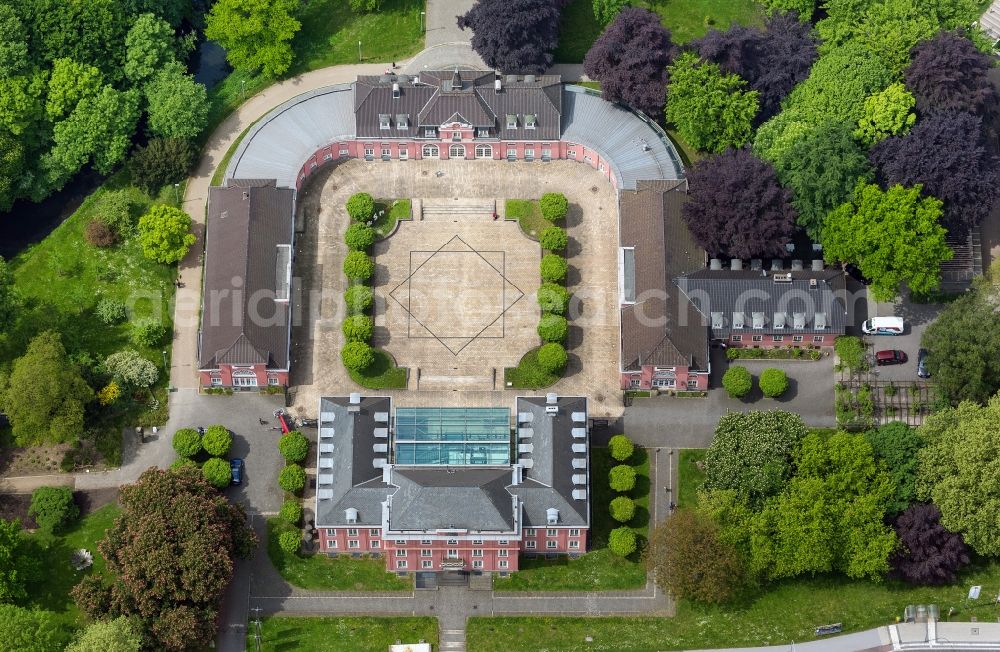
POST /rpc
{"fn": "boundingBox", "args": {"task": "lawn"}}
[505,199,553,240]
[373,198,412,239]
[25,503,121,631]
[677,448,706,508]
[493,447,649,591]
[469,561,1000,651]
[249,616,437,652]
[504,347,561,389]
[266,518,411,591]
[555,0,763,62]
[349,349,408,389]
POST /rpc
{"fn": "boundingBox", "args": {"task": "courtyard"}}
[288,159,623,417]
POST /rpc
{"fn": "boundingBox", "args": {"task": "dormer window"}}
[396,114,408,130]
[477,127,490,137]
[345,508,358,524]
[506,114,517,130]
[379,114,390,130]
[424,127,436,138]
[525,114,536,130]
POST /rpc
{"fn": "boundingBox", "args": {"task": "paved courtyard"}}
[289,159,623,417]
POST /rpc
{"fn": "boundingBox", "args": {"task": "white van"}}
[862,316,904,335]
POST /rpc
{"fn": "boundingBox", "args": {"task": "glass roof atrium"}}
[394,407,511,466]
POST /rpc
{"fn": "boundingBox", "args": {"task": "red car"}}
[875,350,908,366]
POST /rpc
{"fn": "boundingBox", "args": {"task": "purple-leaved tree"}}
[891,503,970,585]
[457,0,562,74]
[905,30,999,119]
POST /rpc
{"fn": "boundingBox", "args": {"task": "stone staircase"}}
[420,198,496,220]
[440,628,466,652]
[416,367,497,391]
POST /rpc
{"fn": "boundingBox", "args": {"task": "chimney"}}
[730,259,742,271]
[811,259,824,271]
[709,258,722,270]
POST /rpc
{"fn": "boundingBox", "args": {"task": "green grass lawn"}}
[556,0,763,62]
[493,448,649,591]
[250,616,437,652]
[26,504,120,632]
[504,347,560,389]
[266,518,411,591]
[505,199,554,241]
[349,349,408,389]
[373,198,412,239]
[677,448,706,508]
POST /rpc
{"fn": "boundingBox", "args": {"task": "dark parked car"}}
[230,458,244,485]
[875,349,908,366]
[917,348,931,378]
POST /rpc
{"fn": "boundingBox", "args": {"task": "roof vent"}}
[546,508,559,525]
[771,259,783,271]
[506,74,517,84]
[811,259,824,271]
[709,258,723,271]
[345,508,358,524]
[392,82,400,99]
[731,259,742,271]
[546,393,558,404]
[545,404,559,416]
[809,278,819,290]
[785,242,796,253]
[791,259,804,271]
[773,273,792,283]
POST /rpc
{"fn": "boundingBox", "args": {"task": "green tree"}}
[128,138,197,194]
[722,365,752,398]
[124,13,178,85]
[758,368,788,398]
[279,499,302,525]
[609,464,637,492]
[854,82,917,146]
[608,434,634,462]
[822,182,952,301]
[205,0,301,77]
[104,349,158,388]
[28,486,79,534]
[666,52,759,153]
[0,604,66,652]
[97,190,136,236]
[341,341,374,371]
[609,527,637,556]
[202,457,231,488]
[278,431,309,463]
[344,284,374,313]
[1,331,93,446]
[47,86,141,178]
[279,464,306,493]
[349,0,378,12]
[917,396,1000,556]
[144,62,209,140]
[45,58,103,122]
[137,204,196,264]
[759,0,815,17]
[539,192,569,222]
[278,529,300,554]
[342,315,374,342]
[539,226,568,251]
[66,616,143,652]
[0,70,47,138]
[705,410,807,506]
[592,0,629,24]
[342,251,374,280]
[865,422,924,514]
[540,253,568,282]
[536,283,570,315]
[536,342,568,374]
[130,318,166,347]
[0,519,30,604]
[346,192,375,222]
[610,496,636,522]
[24,0,130,80]
[0,256,16,331]
[0,5,29,77]
[202,425,232,457]
[344,223,376,251]
[537,313,568,343]
[172,428,202,458]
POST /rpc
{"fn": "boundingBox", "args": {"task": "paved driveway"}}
[863,295,943,383]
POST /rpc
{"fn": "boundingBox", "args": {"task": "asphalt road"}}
[864,297,943,383]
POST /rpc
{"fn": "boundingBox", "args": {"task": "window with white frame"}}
[569,529,580,537]
[630,378,641,388]
[364,147,374,158]
[598,162,606,172]
[328,540,337,548]
[499,539,508,545]
[395,550,407,557]
[381,148,390,158]
[396,115,408,129]
[499,560,508,568]
[232,371,257,387]
[752,335,763,342]
[567,149,576,159]
[210,377,222,386]
[396,560,407,569]
[506,114,517,129]
[526,541,536,549]
[652,378,674,388]
[813,335,824,342]
[424,128,436,137]
[498,549,508,557]
[546,529,557,537]
[525,148,535,159]
[323,152,333,161]
[473,549,483,557]
[399,148,408,160]
[506,148,516,158]
[569,541,580,549]
[447,539,458,545]
[421,560,433,568]
[348,540,359,549]
[326,529,336,536]
[379,114,390,130]
[421,549,432,557]
[473,560,484,569]
[773,335,784,342]
[793,335,804,342]
[447,549,458,559]
[267,375,279,386]
[420,539,432,545]
[369,529,380,537]
[472,539,483,545]
[525,114,536,129]
[731,335,742,342]
[395,540,406,545]
[422,144,439,158]
[347,529,358,537]
[477,128,490,137]
[583,154,593,164]
[339,147,349,156]
[547,540,557,549]
[525,529,535,537]
[370,540,380,549]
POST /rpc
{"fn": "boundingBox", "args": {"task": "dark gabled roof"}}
[200,180,294,370]
[387,467,515,532]
[676,268,849,337]
[354,70,561,140]
[619,180,708,372]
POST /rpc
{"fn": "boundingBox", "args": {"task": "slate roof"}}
[387,467,515,532]
[619,180,708,372]
[200,180,294,370]
[354,70,562,140]
[676,268,849,337]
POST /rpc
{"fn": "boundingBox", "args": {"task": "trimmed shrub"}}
[29,486,79,533]
[278,464,307,493]
[278,529,301,554]
[202,425,232,457]
[835,335,866,369]
[759,368,789,398]
[609,527,637,557]
[537,283,570,315]
[341,341,375,371]
[608,434,634,462]
[130,318,167,347]
[95,298,127,324]
[342,315,374,342]
[539,226,569,251]
[279,499,303,525]
[172,428,201,458]
[346,192,375,222]
[610,496,636,523]
[540,253,568,282]
[85,219,117,247]
[609,464,637,492]
[539,192,569,222]
[537,313,568,343]
[170,458,197,471]
[278,431,309,463]
[343,251,374,280]
[344,223,376,251]
[345,285,374,313]
[537,342,568,374]
[722,365,752,398]
[202,457,231,488]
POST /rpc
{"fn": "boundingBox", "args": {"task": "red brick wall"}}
[727,333,837,348]
[199,365,287,389]
[620,366,709,391]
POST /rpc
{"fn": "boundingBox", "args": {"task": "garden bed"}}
[504,347,561,389]
[505,199,554,240]
[249,616,438,652]
[372,198,411,239]
[348,349,407,389]
[727,347,824,361]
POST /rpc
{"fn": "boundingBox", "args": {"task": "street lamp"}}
[358,40,362,62]
[420,11,425,31]
[161,350,168,372]
[173,182,179,205]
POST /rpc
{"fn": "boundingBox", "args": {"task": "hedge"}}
[345,284,374,313]
[343,251,375,280]
[345,223,376,251]
[279,499,303,525]
[537,283,570,315]
[341,341,375,371]
[278,530,301,554]
[342,314,374,342]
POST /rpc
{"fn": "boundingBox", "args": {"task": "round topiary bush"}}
[537,283,571,315]
[609,464,637,492]
[345,284,374,313]
[608,434,634,462]
[279,464,307,493]
[537,313,568,343]
[537,342,568,374]
[201,457,231,488]
[201,425,232,457]
[722,365,752,398]
[610,496,636,523]
[759,367,789,398]
[540,253,568,282]
[29,486,79,534]
[278,431,309,463]
[279,499,302,525]
[346,192,375,222]
[170,458,197,471]
[172,428,202,458]
[344,223,376,251]
[95,298,127,324]
[130,319,166,347]
[341,341,375,371]
[343,251,375,280]
[539,192,569,222]
[342,315,374,342]
[278,529,301,555]
[539,226,568,251]
[609,526,637,557]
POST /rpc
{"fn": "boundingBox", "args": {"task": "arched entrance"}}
[449,144,466,159]
[475,144,492,159]
[422,144,439,159]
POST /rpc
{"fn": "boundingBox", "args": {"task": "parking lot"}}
[863,296,943,383]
